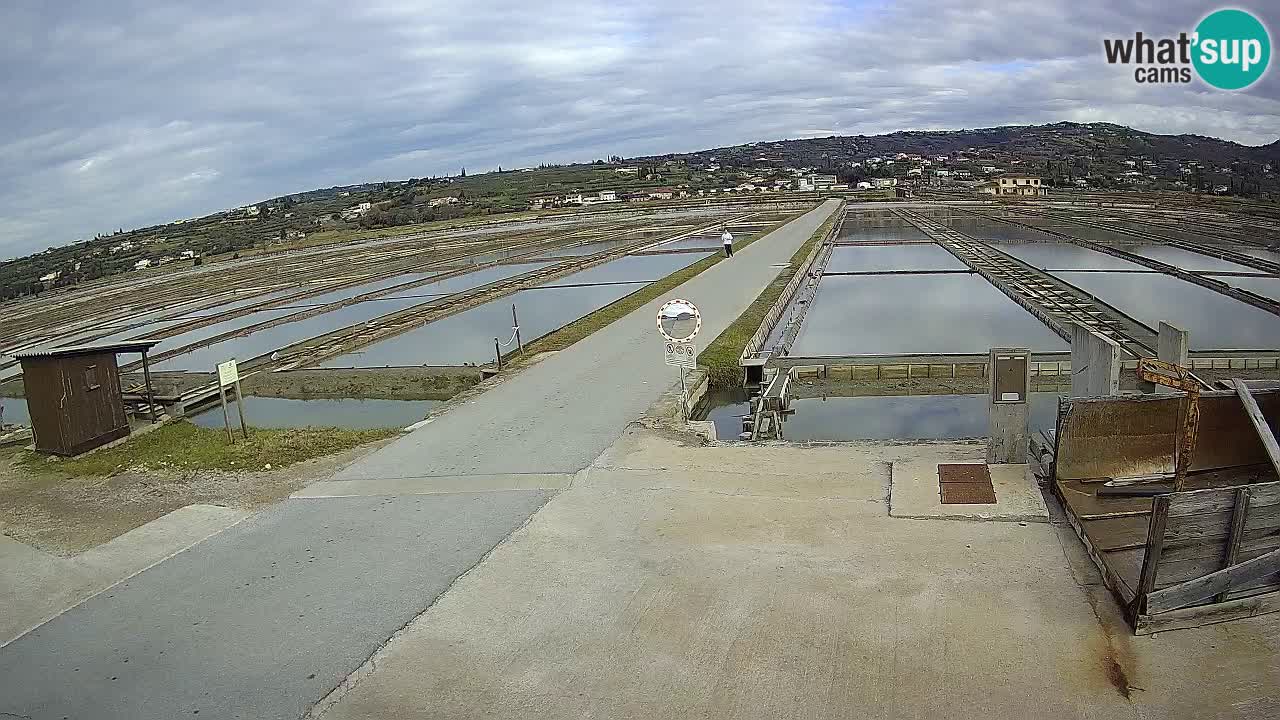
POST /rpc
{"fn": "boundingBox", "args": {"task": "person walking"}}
[721,227,734,257]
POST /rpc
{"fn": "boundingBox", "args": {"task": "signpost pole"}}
[679,366,689,421]
[218,384,234,444]
[233,376,249,440]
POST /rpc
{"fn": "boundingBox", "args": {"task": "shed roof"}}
[13,340,161,360]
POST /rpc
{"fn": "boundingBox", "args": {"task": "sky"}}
[2,0,1279,259]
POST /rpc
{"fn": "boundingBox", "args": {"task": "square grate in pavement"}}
[938,463,997,504]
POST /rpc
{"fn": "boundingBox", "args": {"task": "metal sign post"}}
[657,299,702,422]
[215,359,247,443]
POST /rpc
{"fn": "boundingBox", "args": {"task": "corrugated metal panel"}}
[12,340,159,359]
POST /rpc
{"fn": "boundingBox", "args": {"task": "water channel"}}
[189,396,441,430]
[701,390,1061,442]
[321,251,713,367]
[1052,271,1280,349]
[791,274,1067,356]
[825,244,967,273]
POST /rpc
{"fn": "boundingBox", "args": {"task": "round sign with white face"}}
[657,298,700,342]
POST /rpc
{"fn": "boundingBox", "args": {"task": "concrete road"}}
[0,200,839,720]
[0,493,550,719]
[317,428,1280,720]
[315,199,839,487]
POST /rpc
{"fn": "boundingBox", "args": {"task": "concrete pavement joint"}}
[0,509,253,651]
[303,490,561,720]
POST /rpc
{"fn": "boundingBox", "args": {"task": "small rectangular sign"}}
[664,340,696,369]
[216,359,239,387]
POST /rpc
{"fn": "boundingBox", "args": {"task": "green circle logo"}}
[1193,9,1271,90]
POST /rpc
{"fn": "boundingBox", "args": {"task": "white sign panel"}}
[664,340,697,369]
[216,359,239,387]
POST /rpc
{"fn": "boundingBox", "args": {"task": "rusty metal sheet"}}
[938,463,991,485]
[941,482,998,504]
[1055,391,1279,482]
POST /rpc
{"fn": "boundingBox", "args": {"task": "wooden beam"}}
[1146,546,1280,614]
[1135,588,1280,635]
[1134,495,1170,619]
[1233,378,1280,479]
[1216,487,1251,603]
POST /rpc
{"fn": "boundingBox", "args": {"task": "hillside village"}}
[2,122,1277,302]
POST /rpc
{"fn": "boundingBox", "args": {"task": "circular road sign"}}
[657,298,700,342]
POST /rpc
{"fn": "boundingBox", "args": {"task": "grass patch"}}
[515,214,799,358]
[697,212,838,388]
[18,422,396,478]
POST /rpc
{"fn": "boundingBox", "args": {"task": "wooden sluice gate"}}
[1046,384,1280,634]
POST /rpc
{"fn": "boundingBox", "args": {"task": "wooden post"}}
[512,303,523,355]
[218,384,234,444]
[1134,494,1171,619]
[494,338,503,371]
[140,349,158,423]
[1232,378,1280,478]
[233,376,249,440]
[1215,488,1251,603]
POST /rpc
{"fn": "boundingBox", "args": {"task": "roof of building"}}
[14,340,162,360]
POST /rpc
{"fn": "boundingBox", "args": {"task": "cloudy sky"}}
[2,0,1278,259]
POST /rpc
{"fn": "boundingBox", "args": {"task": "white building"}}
[979,175,1046,196]
[810,174,837,189]
[134,259,152,270]
[598,189,618,202]
[871,177,898,188]
[856,181,872,190]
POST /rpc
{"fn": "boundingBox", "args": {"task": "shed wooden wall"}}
[23,351,129,456]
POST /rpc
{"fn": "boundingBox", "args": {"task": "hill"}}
[3,121,1278,303]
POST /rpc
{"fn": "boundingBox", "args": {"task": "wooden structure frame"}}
[1051,388,1280,634]
[14,340,160,456]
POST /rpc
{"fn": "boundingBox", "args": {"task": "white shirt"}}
[721,231,733,246]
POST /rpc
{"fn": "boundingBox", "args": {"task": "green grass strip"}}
[19,422,396,477]
[697,213,837,388]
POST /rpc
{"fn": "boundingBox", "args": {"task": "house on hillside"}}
[134,259,152,270]
[529,195,562,209]
[979,175,1047,196]
[810,174,837,190]
[428,196,460,208]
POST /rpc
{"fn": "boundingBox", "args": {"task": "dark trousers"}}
[723,244,733,257]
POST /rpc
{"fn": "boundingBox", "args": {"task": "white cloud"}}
[0,0,1277,258]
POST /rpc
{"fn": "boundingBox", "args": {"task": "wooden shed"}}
[13,340,160,456]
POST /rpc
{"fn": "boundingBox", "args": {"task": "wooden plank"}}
[1216,487,1251,602]
[1136,588,1280,635]
[1167,479,1280,517]
[1234,378,1280,479]
[1145,547,1280,614]
[1135,495,1171,613]
[1054,481,1137,604]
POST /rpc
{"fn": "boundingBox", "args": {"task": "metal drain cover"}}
[938,464,997,504]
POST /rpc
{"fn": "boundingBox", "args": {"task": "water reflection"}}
[0,396,30,426]
[1054,271,1280,349]
[189,396,440,430]
[989,243,1144,271]
[322,252,711,367]
[792,274,1067,355]
[825,244,967,273]
[703,391,1061,441]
